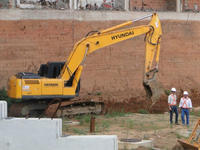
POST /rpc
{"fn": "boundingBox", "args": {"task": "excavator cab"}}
[38,62,65,78]
[38,62,80,93]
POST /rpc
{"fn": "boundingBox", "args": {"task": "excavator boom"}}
[60,13,162,81]
[60,13,163,102]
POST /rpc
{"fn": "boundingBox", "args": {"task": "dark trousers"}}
[181,108,189,125]
[170,106,178,124]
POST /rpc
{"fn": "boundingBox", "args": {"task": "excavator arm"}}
[60,13,163,100]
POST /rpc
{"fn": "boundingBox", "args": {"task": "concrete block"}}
[176,129,192,138]
[0,100,117,150]
[16,0,35,9]
[58,135,118,150]
[0,117,117,150]
[0,101,7,119]
[64,121,80,126]
[119,140,153,149]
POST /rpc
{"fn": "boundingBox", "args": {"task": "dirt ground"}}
[62,112,200,150]
[76,86,200,114]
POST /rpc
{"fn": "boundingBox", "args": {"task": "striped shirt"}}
[168,94,177,106]
[179,97,192,109]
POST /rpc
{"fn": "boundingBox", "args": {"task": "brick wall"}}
[130,0,200,12]
[183,0,200,12]
[0,19,200,98]
[129,0,176,11]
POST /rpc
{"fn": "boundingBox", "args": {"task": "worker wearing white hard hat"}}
[171,88,176,92]
[168,87,179,125]
[179,91,192,126]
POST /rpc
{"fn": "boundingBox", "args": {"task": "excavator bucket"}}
[143,78,165,104]
[177,119,200,150]
[178,140,199,150]
[143,68,165,104]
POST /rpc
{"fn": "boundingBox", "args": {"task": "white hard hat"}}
[171,88,176,92]
[183,91,189,95]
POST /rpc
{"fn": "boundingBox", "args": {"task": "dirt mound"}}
[103,87,200,114]
[104,94,168,114]
[46,87,200,117]
[186,88,200,106]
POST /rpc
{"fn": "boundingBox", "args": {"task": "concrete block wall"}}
[0,118,118,150]
[0,101,7,119]
[0,101,118,150]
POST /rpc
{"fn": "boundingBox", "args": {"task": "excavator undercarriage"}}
[9,99,104,117]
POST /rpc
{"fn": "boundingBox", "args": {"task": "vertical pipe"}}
[74,0,78,9]
[124,0,129,11]
[9,0,16,8]
[90,116,95,133]
[0,101,7,120]
[69,0,73,10]
[176,0,183,12]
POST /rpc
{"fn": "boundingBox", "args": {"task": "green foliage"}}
[96,92,102,96]
[126,119,134,129]
[0,87,8,100]
[101,120,110,130]
[190,111,200,117]
[62,124,69,132]
[95,120,110,132]
[120,119,125,128]
[165,89,171,96]
[75,114,91,125]
[105,110,128,118]
[190,111,195,116]
[175,133,185,139]
[72,128,86,135]
[138,109,149,114]
[0,87,14,107]
[95,124,101,132]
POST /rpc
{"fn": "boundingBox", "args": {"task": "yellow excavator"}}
[8,13,164,117]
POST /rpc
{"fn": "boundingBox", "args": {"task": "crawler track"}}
[9,99,104,118]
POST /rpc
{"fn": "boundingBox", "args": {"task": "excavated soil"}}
[29,87,200,117]
[100,94,169,114]
[77,86,200,114]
